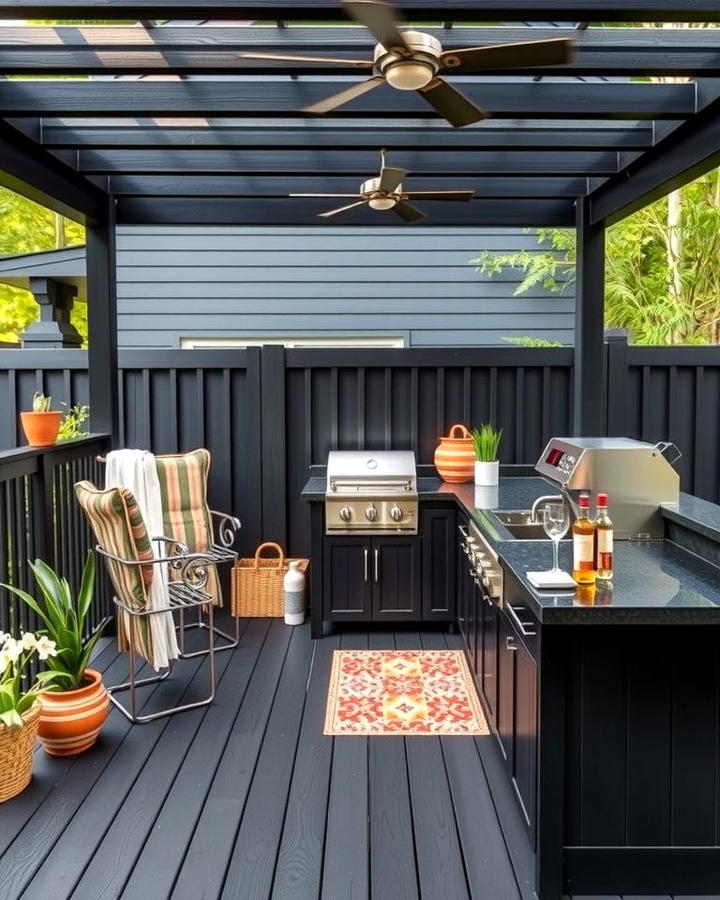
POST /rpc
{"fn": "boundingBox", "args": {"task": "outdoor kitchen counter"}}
[304,472,720,625]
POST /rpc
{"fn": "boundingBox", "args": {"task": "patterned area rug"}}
[324,649,489,736]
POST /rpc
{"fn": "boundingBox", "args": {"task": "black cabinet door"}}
[513,635,538,842]
[322,536,372,622]
[456,523,468,643]
[371,537,422,621]
[421,507,456,620]
[480,595,498,727]
[497,614,516,773]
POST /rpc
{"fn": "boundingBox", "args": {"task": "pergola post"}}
[573,195,606,436]
[86,195,119,443]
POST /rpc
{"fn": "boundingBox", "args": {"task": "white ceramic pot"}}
[474,484,499,510]
[474,460,499,486]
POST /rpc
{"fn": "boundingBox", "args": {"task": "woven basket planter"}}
[231,542,309,617]
[0,702,41,803]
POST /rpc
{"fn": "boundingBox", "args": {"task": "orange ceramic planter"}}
[434,423,475,483]
[38,668,109,757]
[19,411,62,447]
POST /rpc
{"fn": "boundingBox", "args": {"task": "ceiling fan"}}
[234,0,575,127]
[290,148,474,221]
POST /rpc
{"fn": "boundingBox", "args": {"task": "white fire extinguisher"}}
[283,561,306,626]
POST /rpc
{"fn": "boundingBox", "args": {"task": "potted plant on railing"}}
[0,630,57,801]
[471,423,503,486]
[3,554,110,756]
[19,392,62,448]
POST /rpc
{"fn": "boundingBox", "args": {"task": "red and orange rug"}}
[324,649,489,736]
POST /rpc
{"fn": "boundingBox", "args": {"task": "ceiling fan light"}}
[368,196,397,210]
[385,60,434,91]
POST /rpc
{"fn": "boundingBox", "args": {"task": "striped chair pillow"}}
[74,480,155,608]
[154,448,221,603]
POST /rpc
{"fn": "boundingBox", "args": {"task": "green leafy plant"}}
[2,555,106,692]
[502,336,565,348]
[58,403,90,441]
[471,424,503,462]
[0,631,57,728]
[32,391,52,413]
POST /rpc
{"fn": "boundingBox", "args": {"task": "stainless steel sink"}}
[493,510,548,540]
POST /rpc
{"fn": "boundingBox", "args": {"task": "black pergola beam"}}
[574,195,606,436]
[38,123,655,152]
[0,0,717,22]
[116,196,575,226]
[590,96,720,225]
[74,148,620,176]
[108,174,590,197]
[0,80,694,120]
[3,26,719,76]
[0,119,106,223]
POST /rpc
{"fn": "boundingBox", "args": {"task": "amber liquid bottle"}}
[572,493,597,584]
[595,492,613,581]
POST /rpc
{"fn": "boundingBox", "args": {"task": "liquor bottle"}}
[595,492,613,581]
[572,493,596,584]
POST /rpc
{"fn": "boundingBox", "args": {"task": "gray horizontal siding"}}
[115,226,575,348]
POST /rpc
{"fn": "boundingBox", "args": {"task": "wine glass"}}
[542,502,570,574]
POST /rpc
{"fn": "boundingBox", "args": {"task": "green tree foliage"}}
[0,187,86,343]
[471,168,720,345]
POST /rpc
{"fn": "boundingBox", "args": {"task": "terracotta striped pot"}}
[37,668,109,757]
[434,423,475,484]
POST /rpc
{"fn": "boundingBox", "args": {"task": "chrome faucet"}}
[530,494,566,524]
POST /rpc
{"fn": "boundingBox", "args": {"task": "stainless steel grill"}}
[325,450,418,533]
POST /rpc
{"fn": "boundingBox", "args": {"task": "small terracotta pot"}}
[434,423,475,483]
[19,410,62,447]
[37,668,109,757]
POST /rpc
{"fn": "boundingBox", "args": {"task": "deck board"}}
[1,619,546,900]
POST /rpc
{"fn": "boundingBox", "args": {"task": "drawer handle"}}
[364,547,369,582]
[374,547,379,583]
[507,603,537,637]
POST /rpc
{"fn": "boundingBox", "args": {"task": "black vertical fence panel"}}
[2,342,720,568]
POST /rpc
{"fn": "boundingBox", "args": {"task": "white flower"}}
[0,648,11,671]
[21,632,37,651]
[3,639,21,664]
[35,636,57,661]
[0,631,9,647]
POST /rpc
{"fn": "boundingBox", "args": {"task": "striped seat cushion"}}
[154,449,221,604]
[74,480,156,662]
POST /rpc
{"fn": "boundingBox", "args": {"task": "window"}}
[180,335,405,349]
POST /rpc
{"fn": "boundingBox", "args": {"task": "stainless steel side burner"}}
[325,450,418,534]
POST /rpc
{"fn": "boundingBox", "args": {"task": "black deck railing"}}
[0,434,113,670]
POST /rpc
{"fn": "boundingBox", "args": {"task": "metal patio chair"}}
[74,480,217,724]
[98,448,242,658]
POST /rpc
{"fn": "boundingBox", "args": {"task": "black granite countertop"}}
[301,471,720,624]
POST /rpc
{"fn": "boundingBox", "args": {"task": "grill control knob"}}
[339,506,352,522]
[390,505,403,522]
[365,504,378,522]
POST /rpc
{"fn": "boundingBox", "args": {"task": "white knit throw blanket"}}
[105,449,180,670]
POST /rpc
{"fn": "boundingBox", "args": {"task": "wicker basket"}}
[230,542,309,618]
[0,702,40,803]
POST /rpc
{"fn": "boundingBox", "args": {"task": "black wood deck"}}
[0,618,706,900]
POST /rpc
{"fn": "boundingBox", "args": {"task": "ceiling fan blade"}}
[236,51,374,68]
[378,166,408,194]
[441,38,575,72]
[393,201,426,223]
[403,190,475,201]
[319,200,370,217]
[342,0,411,53]
[303,75,385,115]
[290,193,361,198]
[418,78,487,128]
